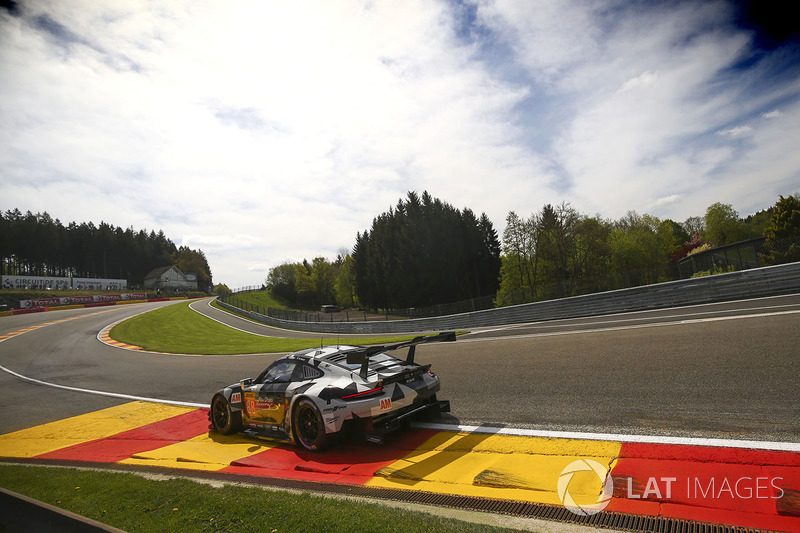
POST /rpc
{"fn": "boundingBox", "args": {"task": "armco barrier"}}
[217,261,800,334]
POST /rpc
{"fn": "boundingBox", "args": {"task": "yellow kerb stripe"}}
[0,401,195,458]
[119,433,278,471]
[366,431,621,505]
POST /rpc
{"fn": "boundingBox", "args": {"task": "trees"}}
[496,203,610,304]
[704,202,745,246]
[265,256,350,310]
[496,211,534,304]
[0,209,209,289]
[172,246,213,291]
[266,262,297,303]
[351,192,501,310]
[496,205,706,303]
[213,283,232,297]
[607,213,674,286]
[335,254,357,309]
[763,195,800,264]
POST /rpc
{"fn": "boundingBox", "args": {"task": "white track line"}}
[468,301,800,335]
[188,298,282,338]
[4,298,799,451]
[2,359,798,451]
[459,309,800,343]
[4,356,798,451]
[412,422,800,452]
[0,362,206,409]
[197,299,393,337]
[95,303,280,357]
[468,293,800,334]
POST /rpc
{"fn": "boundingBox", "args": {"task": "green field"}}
[110,300,417,354]
[0,465,521,533]
[226,289,290,310]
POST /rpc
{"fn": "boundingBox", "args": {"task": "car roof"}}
[287,345,361,361]
[285,345,406,379]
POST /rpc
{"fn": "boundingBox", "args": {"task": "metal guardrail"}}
[217,262,800,334]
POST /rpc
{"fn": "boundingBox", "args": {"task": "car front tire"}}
[210,394,242,435]
[292,397,330,452]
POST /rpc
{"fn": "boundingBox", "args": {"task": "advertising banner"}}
[19,292,148,309]
[2,275,127,291]
[72,278,127,291]
[1,276,71,290]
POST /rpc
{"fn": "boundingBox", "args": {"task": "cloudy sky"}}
[1,0,799,288]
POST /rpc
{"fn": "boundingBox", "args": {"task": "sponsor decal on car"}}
[380,398,392,412]
[257,400,280,411]
[244,392,257,416]
[230,392,241,403]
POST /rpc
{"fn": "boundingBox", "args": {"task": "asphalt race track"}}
[1,294,799,443]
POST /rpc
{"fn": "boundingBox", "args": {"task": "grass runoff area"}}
[229,289,290,309]
[110,300,418,354]
[0,465,521,533]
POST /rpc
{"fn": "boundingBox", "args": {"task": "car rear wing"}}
[345,331,456,379]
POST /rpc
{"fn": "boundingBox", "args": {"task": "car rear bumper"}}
[364,398,450,444]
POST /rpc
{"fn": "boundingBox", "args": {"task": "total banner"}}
[20,293,147,309]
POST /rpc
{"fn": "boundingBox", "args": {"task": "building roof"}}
[144,265,183,281]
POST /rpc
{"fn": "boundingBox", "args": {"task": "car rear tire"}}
[210,394,242,435]
[292,398,329,452]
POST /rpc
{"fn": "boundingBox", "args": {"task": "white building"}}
[143,265,198,290]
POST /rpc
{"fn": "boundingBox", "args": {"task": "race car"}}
[208,331,455,451]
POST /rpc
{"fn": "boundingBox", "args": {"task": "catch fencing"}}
[216,261,800,334]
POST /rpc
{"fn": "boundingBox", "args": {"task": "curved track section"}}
[1,295,799,442]
[187,298,430,339]
[2,295,800,531]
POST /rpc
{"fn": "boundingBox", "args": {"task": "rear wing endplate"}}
[345,331,456,379]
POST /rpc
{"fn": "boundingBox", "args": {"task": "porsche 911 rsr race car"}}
[209,332,454,451]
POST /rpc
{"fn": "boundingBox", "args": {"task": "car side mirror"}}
[241,378,253,387]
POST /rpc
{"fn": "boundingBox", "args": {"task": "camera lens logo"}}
[557,459,614,516]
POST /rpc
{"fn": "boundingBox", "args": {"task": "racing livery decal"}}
[209,332,456,451]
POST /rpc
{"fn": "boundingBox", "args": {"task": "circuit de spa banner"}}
[2,275,128,294]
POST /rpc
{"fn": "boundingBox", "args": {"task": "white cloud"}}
[716,126,753,137]
[654,194,681,208]
[1,0,799,286]
[617,71,659,93]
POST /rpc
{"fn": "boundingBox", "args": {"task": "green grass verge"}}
[227,289,290,310]
[110,301,418,354]
[0,465,521,533]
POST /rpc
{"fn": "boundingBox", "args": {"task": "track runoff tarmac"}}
[0,295,798,531]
